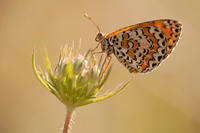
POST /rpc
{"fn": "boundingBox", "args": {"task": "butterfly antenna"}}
[84,13,101,32]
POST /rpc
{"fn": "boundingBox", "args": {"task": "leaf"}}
[80,78,133,106]
[32,47,54,93]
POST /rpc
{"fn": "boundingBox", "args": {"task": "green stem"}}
[63,108,75,133]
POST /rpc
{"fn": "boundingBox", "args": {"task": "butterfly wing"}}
[105,19,182,73]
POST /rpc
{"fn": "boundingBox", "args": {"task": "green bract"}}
[32,44,132,110]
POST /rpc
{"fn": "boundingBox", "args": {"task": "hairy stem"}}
[63,108,75,133]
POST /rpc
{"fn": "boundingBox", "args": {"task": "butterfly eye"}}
[95,32,103,42]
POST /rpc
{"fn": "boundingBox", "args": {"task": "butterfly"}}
[85,14,182,73]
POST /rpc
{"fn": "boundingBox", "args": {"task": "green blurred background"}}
[0,0,200,133]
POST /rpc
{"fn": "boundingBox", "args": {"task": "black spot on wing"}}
[152,63,157,68]
[161,49,165,54]
[154,28,159,32]
[157,56,162,62]
[121,52,125,56]
[159,33,164,39]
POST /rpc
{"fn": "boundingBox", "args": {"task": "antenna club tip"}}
[84,14,100,32]
[84,13,91,19]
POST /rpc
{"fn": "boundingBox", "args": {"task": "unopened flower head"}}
[32,42,132,110]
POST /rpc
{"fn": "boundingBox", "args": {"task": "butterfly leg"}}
[89,42,112,74]
[99,55,112,74]
[89,50,103,65]
[89,42,104,65]
[90,42,101,53]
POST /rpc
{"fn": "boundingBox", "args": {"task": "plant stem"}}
[63,108,75,133]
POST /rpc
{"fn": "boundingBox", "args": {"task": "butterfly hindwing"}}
[105,19,182,73]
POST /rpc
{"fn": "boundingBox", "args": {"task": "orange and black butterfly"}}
[85,14,182,73]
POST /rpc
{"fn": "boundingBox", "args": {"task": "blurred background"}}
[0,0,200,133]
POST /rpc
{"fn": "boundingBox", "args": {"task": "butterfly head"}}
[95,32,104,42]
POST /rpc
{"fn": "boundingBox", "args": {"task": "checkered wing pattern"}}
[105,19,182,73]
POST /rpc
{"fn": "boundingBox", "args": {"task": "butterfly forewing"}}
[105,19,182,73]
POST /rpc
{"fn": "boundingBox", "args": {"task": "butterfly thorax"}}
[96,32,114,56]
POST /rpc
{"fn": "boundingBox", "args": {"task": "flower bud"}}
[32,43,131,109]
[76,74,88,88]
[88,65,100,84]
